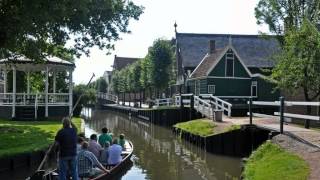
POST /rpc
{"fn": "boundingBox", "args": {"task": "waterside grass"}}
[243,141,309,180]
[174,119,216,137]
[0,117,82,158]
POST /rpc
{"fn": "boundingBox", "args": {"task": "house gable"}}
[208,47,251,78]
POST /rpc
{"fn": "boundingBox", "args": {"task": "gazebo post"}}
[3,69,7,93]
[27,71,30,94]
[53,72,56,94]
[45,67,49,118]
[12,66,16,118]
[69,69,73,115]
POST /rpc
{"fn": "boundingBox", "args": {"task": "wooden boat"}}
[28,141,134,180]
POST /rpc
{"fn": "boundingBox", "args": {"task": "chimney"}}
[209,40,215,54]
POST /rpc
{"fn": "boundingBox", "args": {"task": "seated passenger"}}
[98,127,112,147]
[99,142,110,165]
[77,136,85,154]
[88,134,103,159]
[77,142,109,178]
[108,139,122,165]
[118,134,126,150]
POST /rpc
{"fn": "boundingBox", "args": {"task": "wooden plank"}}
[247,112,279,119]
[274,112,320,121]
[284,101,320,107]
[249,101,280,106]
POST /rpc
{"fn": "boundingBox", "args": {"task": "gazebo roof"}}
[0,55,75,71]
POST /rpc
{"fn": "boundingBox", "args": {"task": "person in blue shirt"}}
[55,118,78,180]
[108,139,122,165]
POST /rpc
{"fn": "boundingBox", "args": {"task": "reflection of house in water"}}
[85,110,241,179]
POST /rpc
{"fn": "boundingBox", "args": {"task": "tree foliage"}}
[0,0,144,60]
[94,77,108,93]
[271,19,320,101]
[110,39,175,99]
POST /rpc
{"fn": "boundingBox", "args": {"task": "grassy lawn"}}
[0,117,82,158]
[243,141,309,180]
[174,119,216,137]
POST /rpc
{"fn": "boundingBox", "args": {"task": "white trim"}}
[189,54,210,78]
[207,76,251,80]
[274,112,320,121]
[230,46,253,77]
[251,81,258,97]
[208,85,215,94]
[252,73,265,78]
[217,95,257,98]
[206,47,229,76]
[225,50,235,77]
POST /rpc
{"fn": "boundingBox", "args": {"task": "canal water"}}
[83,108,242,180]
[0,108,241,180]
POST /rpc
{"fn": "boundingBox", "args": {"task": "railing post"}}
[279,96,284,134]
[249,97,253,125]
[190,94,194,109]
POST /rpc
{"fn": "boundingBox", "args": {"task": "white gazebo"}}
[0,55,75,119]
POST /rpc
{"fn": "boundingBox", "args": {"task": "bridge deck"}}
[223,116,320,148]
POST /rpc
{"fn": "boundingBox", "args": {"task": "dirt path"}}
[272,135,320,180]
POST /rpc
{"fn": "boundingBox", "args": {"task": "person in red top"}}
[55,117,78,180]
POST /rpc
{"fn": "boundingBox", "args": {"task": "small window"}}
[251,81,257,97]
[208,85,215,94]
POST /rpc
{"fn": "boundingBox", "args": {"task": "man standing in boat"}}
[55,117,79,180]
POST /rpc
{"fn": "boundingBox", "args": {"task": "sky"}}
[73,0,269,84]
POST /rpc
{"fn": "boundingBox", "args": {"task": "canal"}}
[83,108,242,180]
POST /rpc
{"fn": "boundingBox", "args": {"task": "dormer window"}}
[225,49,234,77]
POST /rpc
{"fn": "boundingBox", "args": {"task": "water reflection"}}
[83,108,241,180]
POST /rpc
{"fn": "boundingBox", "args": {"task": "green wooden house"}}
[175,33,281,115]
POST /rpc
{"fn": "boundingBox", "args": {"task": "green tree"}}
[0,0,143,60]
[95,77,108,93]
[255,0,320,43]
[73,84,96,116]
[272,19,320,127]
[148,39,174,97]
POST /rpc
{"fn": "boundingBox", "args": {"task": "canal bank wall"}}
[102,105,202,127]
[173,125,279,157]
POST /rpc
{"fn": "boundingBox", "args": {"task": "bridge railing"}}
[248,97,320,133]
[200,94,232,117]
[97,92,118,103]
[154,98,173,107]
[194,96,212,118]
[174,94,192,106]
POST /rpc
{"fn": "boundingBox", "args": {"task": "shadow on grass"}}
[0,125,53,158]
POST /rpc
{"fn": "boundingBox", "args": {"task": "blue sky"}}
[74,0,269,84]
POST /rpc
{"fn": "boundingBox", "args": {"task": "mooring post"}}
[249,97,253,125]
[279,96,284,134]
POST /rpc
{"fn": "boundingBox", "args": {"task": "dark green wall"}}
[208,49,250,78]
[207,78,251,96]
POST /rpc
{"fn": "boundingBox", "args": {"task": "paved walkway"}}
[223,116,320,148]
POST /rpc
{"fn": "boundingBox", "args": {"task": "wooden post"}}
[53,71,56,94]
[27,71,30,94]
[3,69,7,93]
[45,67,49,117]
[69,69,73,115]
[249,97,253,125]
[12,66,16,118]
[279,96,284,134]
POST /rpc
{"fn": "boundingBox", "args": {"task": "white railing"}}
[200,94,232,117]
[194,96,213,118]
[249,100,320,121]
[97,92,118,103]
[0,93,69,106]
[154,98,173,107]
[175,94,191,106]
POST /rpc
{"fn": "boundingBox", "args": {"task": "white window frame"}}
[225,51,234,77]
[251,81,258,97]
[208,85,215,94]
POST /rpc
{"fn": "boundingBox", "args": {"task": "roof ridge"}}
[176,32,277,38]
